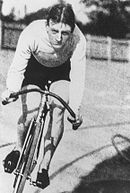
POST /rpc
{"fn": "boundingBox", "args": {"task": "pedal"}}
[30,180,37,186]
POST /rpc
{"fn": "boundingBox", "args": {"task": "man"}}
[1,2,86,189]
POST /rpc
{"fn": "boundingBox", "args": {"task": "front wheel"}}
[13,136,34,193]
[13,122,43,193]
[13,120,36,193]
[13,169,28,193]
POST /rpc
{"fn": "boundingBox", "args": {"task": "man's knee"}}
[49,80,69,110]
[21,84,42,112]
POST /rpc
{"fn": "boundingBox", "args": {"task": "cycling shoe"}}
[36,169,50,189]
[3,150,20,173]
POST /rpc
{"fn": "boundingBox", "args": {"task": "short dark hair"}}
[47,3,75,32]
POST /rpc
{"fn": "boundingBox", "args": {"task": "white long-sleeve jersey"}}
[6,20,87,113]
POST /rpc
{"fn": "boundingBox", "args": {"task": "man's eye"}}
[62,32,70,36]
[51,30,57,34]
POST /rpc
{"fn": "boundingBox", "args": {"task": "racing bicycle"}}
[2,83,81,193]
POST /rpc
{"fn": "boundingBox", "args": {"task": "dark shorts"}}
[22,55,71,89]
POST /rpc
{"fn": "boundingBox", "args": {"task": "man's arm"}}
[69,28,87,115]
[6,28,33,92]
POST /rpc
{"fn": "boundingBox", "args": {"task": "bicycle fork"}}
[13,94,50,188]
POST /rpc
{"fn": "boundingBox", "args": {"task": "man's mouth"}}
[53,43,62,47]
[55,42,62,45]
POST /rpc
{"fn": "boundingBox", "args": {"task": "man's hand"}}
[67,113,83,130]
[1,89,18,105]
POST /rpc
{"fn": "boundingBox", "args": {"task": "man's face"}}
[47,20,72,50]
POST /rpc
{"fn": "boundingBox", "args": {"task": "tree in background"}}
[1,0,130,39]
[77,0,129,39]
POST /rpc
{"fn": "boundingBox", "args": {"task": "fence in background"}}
[1,21,25,50]
[1,21,130,62]
[85,35,129,62]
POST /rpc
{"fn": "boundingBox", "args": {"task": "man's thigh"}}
[21,84,42,113]
[50,80,70,108]
[21,81,69,114]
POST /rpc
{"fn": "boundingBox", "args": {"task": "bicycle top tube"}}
[3,88,76,119]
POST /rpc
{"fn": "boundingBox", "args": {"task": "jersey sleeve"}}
[6,25,35,92]
[69,27,87,114]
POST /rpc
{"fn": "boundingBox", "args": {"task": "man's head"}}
[47,3,75,32]
[46,3,76,50]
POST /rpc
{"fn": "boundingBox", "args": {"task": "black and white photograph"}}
[0,0,130,192]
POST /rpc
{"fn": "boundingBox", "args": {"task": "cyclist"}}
[1,2,87,189]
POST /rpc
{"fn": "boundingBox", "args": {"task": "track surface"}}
[1,50,130,192]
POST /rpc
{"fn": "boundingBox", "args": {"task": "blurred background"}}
[1,0,130,39]
[0,0,130,61]
[1,1,130,193]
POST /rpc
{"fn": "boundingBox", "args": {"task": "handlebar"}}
[2,88,76,120]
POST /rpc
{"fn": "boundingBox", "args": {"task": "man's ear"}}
[46,25,49,32]
[46,22,50,33]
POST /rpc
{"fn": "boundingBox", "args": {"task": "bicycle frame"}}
[2,87,76,193]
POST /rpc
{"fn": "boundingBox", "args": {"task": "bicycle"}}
[2,84,81,193]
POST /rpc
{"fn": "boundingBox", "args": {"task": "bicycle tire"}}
[112,134,130,163]
[13,119,35,188]
[13,123,35,193]
[13,118,45,193]
[12,93,48,193]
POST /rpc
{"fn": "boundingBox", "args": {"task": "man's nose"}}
[57,33,62,41]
